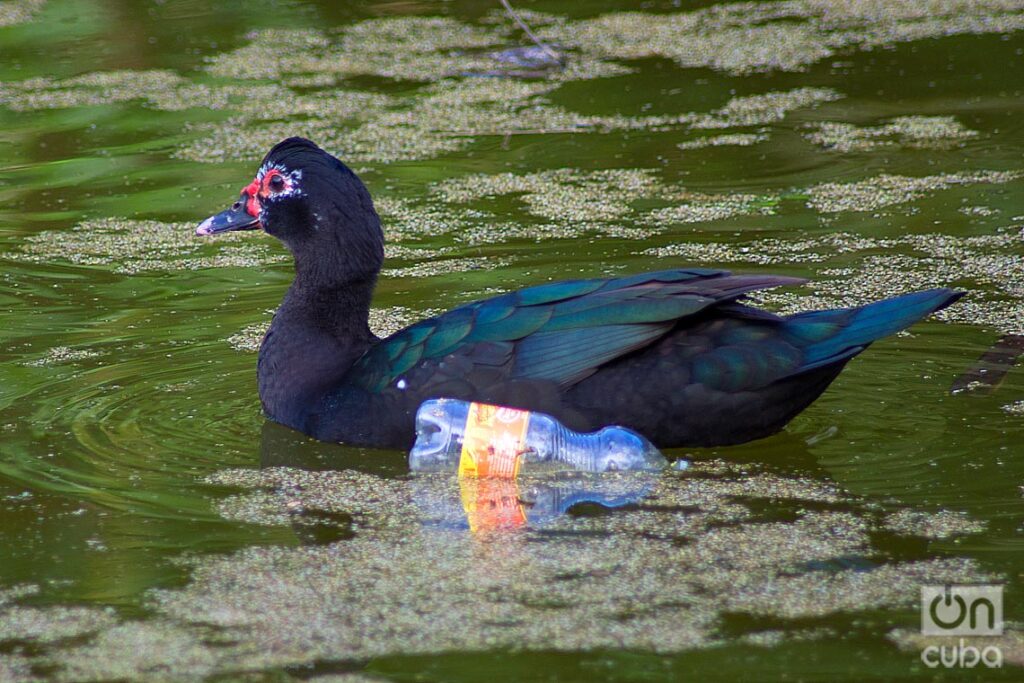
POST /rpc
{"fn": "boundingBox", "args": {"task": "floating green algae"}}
[435,168,663,222]
[0,4,1020,169]
[960,205,1001,217]
[645,195,776,226]
[678,132,769,150]
[430,167,1020,240]
[0,605,116,644]
[0,55,841,166]
[0,461,987,679]
[431,167,785,239]
[647,227,1024,334]
[382,256,511,279]
[21,345,103,367]
[52,621,223,683]
[12,218,287,274]
[688,87,841,129]
[803,171,1021,214]
[803,116,979,152]
[0,0,44,28]
[0,70,187,111]
[204,17,626,85]
[1002,400,1024,415]
[889,629,1024,667]
[177,81,835,165]
[69,464,983,673]
[226,306,439,353]
[882,508,987,539]
[0,584,38,607]
[538,0,1024,75]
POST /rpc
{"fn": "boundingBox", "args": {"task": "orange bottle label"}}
[457,402,531,479]
[459,478,527,532]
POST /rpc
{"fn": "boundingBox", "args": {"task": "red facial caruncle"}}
[240,166,299,219]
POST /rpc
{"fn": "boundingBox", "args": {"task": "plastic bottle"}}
[409,398,667,476]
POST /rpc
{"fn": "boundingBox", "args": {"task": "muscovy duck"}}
[196,137,962,450]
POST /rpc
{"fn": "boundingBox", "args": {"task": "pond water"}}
[1,0,1023,680]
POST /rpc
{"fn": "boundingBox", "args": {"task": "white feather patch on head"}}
[256,162,304,199]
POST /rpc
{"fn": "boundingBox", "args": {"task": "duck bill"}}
[196,193,260,236]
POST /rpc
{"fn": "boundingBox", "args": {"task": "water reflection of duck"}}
[198,138,962,451]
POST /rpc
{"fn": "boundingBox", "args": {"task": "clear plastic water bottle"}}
[409,398,667,476]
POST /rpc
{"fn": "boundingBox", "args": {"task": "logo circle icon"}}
[930,591,968,630]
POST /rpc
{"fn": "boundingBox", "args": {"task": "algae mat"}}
[0,0,1023,680]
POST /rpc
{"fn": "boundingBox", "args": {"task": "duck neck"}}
[258,263,379,430]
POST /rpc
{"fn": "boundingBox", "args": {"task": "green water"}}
[1,1,1023,680]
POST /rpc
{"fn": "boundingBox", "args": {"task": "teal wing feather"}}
[349,268,805,392]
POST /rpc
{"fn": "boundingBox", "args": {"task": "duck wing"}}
[349,268,804,394]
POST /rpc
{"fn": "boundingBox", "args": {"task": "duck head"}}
[196,137,383,281]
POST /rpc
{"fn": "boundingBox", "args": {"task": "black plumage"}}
[197,138,962,450]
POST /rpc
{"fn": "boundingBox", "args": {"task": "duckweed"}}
[21,345,103,367]
[227,307,436,353]
[0,0,44,28]
[12,219,287,274]
[539,0,1024,75]
[648,227,1024,333]
[889,629,1024,666]
[0,605,117,643]
[0,462,1000,678]
[678,132,769,150]
[382,256,511,279]
[883,508,988,539]
[803,116,979,152]
[1002,400,1024,415]
[804,171,1022,213]
[68,465,980,671]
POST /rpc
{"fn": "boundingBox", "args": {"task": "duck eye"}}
[268,174,286,193]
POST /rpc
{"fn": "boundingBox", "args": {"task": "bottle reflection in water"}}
[410,471,660,532]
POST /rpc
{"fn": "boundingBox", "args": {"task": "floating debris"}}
[889,628,1024,667]
[225,323,270,354]
[645,194,777,226]
[0,0,44,28]
[1003,401,1024,416]
[0,605,116,643]
[22,345,102,367]
[678,132,769,150]
[803,116,979,152]
[227,307,437,353]
[375,196,474,241]
[690,88,842,129]
[804,171,1022,213]
[435,168,663,222]
[950,334,1024,394]
[12,219,287,274]
[882,509,987,539]
[648,228,1024,334]
[84,465,985,672]
[960,205,1000,217]
[538,1,1024,75]
[205,18,624,84]
[0,461,999,679]
[382,256,511,279]
[0,584,38,607]
[52,621,221,683]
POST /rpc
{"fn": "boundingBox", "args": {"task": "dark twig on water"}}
[500,0,562,64]
[950,334,1024,394]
